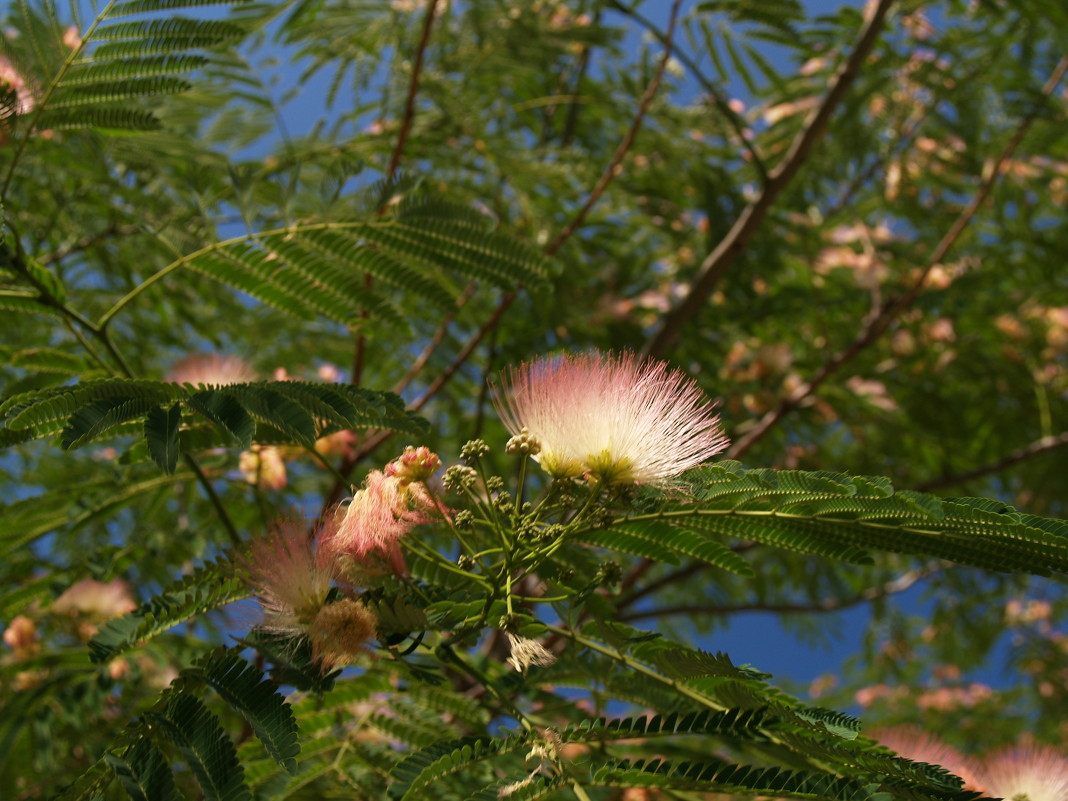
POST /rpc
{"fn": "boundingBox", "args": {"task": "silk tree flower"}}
[53,578,138,640]
[494,351,729,485]
[242,522,336,635]
[505,633,556,673]
[243,522,378,670]
[166,352,257,386]
[972,744,1068,801]
[869,726,979,790]
[239,445,288,491]
[324,463,442,578]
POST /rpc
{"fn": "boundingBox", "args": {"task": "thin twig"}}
[352,0,440,390]
[609,0,767,183]
[729,54,1068,460]
[912,431,1068,492]
[643,0,896,359]
[544,0,683,256]
[39,224,142,265]
[386,0,440,181]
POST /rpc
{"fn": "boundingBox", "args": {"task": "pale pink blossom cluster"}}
[494,351,728,486]
[242,448,444,669]
[873,726,1068,801]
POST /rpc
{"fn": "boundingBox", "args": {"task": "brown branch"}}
[618,563,939,623]
[39,223,142,265]
[336,0,685,478]
[728,54,1068,460]
[386,0,440,181]
[544,0,683,256]
[643,0,896,360]
[912,431,1068,492]
[609,0,767,183]
[324,1,443,514]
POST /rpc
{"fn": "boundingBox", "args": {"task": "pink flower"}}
[53,578,137,621]
[239,445,288,490]
[242,522,335,633]
[385,445,442,485]
[2,615,39,656]
[494,351,728,485]
[972,744,1068,801]
[868,726,979,789]
[166,353,257,386]
[325,469,439,576]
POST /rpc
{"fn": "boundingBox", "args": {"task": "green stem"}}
[184,454,242,548]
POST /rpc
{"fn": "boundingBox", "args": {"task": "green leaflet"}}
[144,402,181,473]
[0,378,429,466]
[586,757,897,801]
[144,694,250,801]
[88,557,248,663]
[387,736,523,801]
[104,739,182,801]
[628,461,1068,576]
[186,649,301,773]
[176,196,550,332]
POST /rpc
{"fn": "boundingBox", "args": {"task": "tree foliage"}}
[2,0,1067,799]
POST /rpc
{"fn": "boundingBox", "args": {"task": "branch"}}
[544,0,683,256]
[608,0,767,183]
[385,0,440,182]
[618,563,939,623]
[353,0,440,389]
[38,224,142,265]
[643,0,895,359]
[912,431,1068,492]
[336,0,685,476]
[728,53,1068,459]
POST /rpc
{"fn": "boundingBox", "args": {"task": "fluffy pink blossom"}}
[242,522,335,633]
[869,726,979,789]
[327,473,418,573]
[972,745,1068,801]
[494,351,728,485]
[325,466,441,576]
[166,353,257,386]
[53,578,137,621]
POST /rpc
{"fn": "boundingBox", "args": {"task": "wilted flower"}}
[972,744,1068,801]
[166,353,257,386]
[242,522,335,635]
[239,445,288,490]
[505,632,556,672]
[494,351,728,485]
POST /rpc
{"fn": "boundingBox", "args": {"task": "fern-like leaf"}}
[144,693,251,801]
[104,738,182,801]
[186,648,300,773]
[88,557,247,663]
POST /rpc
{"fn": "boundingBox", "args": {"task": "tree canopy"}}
[2,1,1067,799]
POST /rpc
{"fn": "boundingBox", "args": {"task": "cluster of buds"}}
[504,427,541,456]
